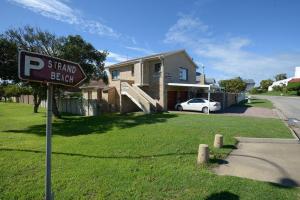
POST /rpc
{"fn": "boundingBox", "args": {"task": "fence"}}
[199,92,245,110]
[16,95,97,116]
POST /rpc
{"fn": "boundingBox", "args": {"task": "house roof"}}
[106,49,197,68]
[289,78,300,83]
[79,79,107,89]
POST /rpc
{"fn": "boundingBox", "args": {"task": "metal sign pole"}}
[46,83,53,200]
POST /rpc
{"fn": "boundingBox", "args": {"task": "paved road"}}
[254,95,300,120]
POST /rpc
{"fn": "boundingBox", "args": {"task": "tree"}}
[2,26,64,113]
[260,79,273,91]
[219,77,247,93]
[275,73,287,81]
[1,26,107,116]
[0,38,18,82]
[60,35,108,83]
[51,35,107,117]
[2,83,33,102]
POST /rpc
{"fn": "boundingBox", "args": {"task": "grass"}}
[239,98,274,109]
[0,102,299,199]
[255,91,299,97]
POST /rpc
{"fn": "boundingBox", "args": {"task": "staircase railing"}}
[121,82,151,113]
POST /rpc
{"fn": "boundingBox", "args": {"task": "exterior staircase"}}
[121,82,157,113]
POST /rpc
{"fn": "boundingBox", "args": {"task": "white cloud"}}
[8,0,120,38]
[164,15,300,82]
[105,52,130,66]
[164,14,211,44]
[125,46,154,55]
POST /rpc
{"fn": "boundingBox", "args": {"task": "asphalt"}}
[254,95,300,138]
[254,95,300,120]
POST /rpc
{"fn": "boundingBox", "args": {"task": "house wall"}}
[164,52,196,85]
[106,52,197,112]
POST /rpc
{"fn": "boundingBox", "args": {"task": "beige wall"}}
[164,52,196,84]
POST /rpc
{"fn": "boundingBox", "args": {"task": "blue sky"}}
[1,0,300,83]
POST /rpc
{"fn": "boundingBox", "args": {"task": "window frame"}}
[179,67,188,81]
[111,70,120,80]
[154,63,161,73]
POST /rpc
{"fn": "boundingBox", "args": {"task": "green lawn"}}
[0,103,299,199]
[240,98,274,109]
[255,91,299,97]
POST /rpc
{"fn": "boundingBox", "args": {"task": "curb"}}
[274,108,300,140]
[235,137,300,144]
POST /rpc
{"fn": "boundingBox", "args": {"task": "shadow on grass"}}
[4,112,178,136]
[205,191,239,200]
[0,148,196,160]
[269,178,299,188]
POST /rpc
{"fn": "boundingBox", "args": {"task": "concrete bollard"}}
[248,96,251,103]
[197,144,209,164]
[214,134,223,148]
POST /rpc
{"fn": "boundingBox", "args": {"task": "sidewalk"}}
[213,138,300,187]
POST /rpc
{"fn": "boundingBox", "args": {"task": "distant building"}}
[195,72,216,85]
[268,67,300,91]
[243,79,255,91]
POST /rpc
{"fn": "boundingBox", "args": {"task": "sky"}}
[1,0,300,84]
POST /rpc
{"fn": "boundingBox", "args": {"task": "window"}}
[154,63,161,73]
[88,91,92,100]
[131,66,134,76]
[179,67,188,81]
[189,98,205,103]
[111,70,120,80]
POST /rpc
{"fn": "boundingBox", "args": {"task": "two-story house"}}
[103,49,202,113]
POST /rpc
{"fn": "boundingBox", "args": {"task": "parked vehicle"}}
[175,98,221,113]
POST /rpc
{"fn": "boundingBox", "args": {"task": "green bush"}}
[287,82,300,96]
[249,87,262,94]
[272,85,288,93]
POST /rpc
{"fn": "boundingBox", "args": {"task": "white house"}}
[268,67,300,91]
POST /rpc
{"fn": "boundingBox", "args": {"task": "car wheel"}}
[177,105,183,111]
[202,107,209,114]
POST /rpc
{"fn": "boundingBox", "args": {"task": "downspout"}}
[140,59,143,86]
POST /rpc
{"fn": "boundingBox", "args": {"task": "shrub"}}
[287,82,300,96]
[249,87,262,94]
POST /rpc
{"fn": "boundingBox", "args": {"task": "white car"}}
[175,98,221,113]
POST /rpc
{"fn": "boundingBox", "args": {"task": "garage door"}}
[179,91,188,102]
[167,91,177,110]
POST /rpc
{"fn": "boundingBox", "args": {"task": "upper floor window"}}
[179,67,188,81]
[154,63,161,73]
[111,70,120,80]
